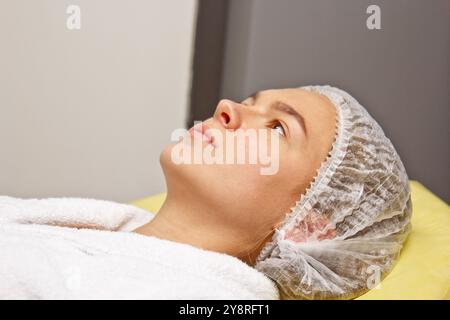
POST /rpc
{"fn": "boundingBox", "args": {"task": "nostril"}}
[220,112,230,125]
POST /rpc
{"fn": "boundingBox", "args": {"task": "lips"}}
[188,122,214,145]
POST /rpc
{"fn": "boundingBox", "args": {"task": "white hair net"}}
[255,85,412,300]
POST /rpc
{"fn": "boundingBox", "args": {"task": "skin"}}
[134,88,337,265]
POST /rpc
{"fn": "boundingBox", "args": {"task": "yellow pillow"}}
[130,180,450,300]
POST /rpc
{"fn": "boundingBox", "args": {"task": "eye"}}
[271,121,286,137]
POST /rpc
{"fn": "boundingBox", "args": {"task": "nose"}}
[213,99,242,129]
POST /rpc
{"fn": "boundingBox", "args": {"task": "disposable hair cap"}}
[255,85,412,299]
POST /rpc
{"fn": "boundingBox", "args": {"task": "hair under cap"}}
[255,85,412,300]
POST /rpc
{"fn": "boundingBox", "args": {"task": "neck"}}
[132,194,259,264]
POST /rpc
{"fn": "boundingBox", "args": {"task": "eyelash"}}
[241,100,287,137]
[270,121,286,137]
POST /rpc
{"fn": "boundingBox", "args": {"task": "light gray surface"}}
[221,0,449,202]
[0,0,198,202]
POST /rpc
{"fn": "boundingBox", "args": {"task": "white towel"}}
[0,196,279,300]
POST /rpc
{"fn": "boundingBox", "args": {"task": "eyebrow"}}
[249,91,308,136]
[273,102,308,136]
[249,91,260,101]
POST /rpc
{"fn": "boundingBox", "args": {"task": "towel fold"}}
[0,196,279,300]
[0,196,154,231]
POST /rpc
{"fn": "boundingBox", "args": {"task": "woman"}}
[134,85,412,299]
[0,85,411,300]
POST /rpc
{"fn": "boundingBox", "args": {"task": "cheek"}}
[199,164,275,225]
[209,163,265,206]
[229,171,297,227]
[161,136,300,225]
[161,141,262,204]
[279,142,319,194]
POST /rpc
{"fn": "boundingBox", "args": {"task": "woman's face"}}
[160,88,336,259]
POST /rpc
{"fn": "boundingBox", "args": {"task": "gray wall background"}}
[0,0,198,202]
[221,0,449,202]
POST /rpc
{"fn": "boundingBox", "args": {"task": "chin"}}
[159,142,195,182]
[159,143,213,197]
[159,143,174,169]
